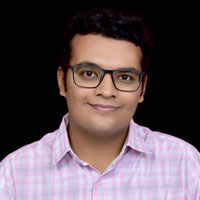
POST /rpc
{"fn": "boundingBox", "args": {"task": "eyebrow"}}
[76,61,138,71]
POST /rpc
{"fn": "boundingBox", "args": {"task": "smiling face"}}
[57,34,147,137]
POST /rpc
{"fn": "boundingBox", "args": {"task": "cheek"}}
[65,74,88,111]
[121,92,142,115]
[65,72,78,108]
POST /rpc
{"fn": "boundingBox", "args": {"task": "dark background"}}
[1,2,199,161]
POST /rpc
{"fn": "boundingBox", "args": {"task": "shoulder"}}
[136,123,198,151]
[0,130,58,199]
[133,122,200,196]
[134,122,200,164]
[0,130,58,168]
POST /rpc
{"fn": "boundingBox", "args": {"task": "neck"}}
[68,122,129,173]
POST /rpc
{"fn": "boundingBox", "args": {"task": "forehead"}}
[70,34,143,71]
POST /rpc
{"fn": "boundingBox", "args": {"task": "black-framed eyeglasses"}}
[68,64,146,92]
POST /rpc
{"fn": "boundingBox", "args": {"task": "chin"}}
[86,117,128,135]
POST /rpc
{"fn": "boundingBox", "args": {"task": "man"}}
[1,8,200,200]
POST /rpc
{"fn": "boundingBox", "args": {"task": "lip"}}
[88,103,120,112]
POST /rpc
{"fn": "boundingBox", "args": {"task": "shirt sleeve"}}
[0,157,15,200]
[185,145,200,199]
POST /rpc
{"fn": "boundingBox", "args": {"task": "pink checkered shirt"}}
[1,113,200,200]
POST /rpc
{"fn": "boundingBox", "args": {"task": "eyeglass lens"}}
[73,65,142,91]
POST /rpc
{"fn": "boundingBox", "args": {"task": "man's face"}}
[58,34,146,137]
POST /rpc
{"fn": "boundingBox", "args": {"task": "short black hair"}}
[58,8,154,73]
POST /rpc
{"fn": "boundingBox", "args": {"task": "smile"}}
[88,103,120,113]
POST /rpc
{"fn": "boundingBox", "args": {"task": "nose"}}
[94,73,118,98]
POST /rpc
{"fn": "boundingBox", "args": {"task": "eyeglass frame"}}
[68,64,146,92]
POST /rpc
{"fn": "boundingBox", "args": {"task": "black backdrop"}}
[1,2,199,161]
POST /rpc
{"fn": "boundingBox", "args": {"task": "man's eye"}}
[119,75,132,81]
[83,71,96,77]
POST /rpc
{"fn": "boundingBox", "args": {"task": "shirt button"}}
[97,181,101,186]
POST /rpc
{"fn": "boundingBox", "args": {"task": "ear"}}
[57,66,67,97]
[139,74,148,103]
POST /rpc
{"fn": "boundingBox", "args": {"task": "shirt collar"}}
[52,113,71,165]
[52,114,153,165]
[123,119,153,154]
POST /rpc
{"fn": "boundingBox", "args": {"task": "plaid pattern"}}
[1,113,200,199]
